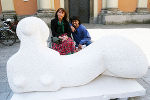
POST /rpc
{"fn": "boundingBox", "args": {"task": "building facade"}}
[0,0,150,24]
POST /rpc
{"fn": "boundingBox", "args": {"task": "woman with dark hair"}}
[50,8,75,55]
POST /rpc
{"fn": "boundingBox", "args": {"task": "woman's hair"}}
[55,8,67,21]
[70,16,81,25]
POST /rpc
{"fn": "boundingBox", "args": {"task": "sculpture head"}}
[16,17,50,45]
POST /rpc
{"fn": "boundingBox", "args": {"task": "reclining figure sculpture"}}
[7,17,148,93]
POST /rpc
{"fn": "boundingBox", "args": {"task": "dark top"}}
[51,18,72,38]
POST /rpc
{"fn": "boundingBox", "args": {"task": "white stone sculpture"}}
[7,17,148,93]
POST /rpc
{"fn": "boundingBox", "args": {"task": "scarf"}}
[57,20,64,36]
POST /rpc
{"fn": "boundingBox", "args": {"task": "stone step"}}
[10,76,145,100]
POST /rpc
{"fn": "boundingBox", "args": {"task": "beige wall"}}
[98,0,102,13]
[148,0,150,10]
[54,0,65,10]
[95,0,102,15]
[102,0,107,9]
[60,0,64,8]
[107,0,118,8]
[50,0,55,10]
[37,0,52,10]
[54,0,60,11]
[94,0,98,17]
[1,0,14,11]
[102,0,118,9]
[137,0,148,8]
[101,0,148,9]
[37,0,64,11]
[0,0,2,14]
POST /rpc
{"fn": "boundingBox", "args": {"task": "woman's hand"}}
[58,36,63,39]
[62,35,68,41]
[59,35,68,41]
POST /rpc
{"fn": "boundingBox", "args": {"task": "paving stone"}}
[7,91,13,100]
[0,91,13,100]
[0,68,7,82]
[0,92,10,100]
[0,82,11,92]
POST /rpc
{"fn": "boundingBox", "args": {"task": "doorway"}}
[69,0,90,23]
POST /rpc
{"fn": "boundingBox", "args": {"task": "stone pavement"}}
[0,43,19,100]
[0,24,150,100]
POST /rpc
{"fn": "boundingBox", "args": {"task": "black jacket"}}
[51,18,72,38]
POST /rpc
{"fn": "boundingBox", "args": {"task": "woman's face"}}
[57,10,65,20]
